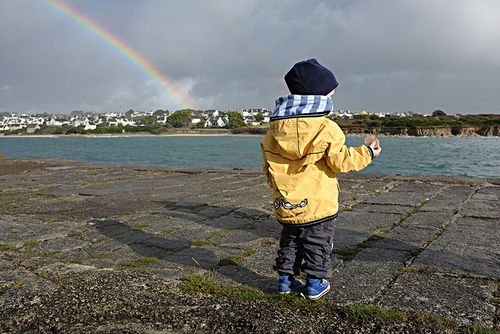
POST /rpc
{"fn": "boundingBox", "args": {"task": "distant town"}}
[0,108,436,134]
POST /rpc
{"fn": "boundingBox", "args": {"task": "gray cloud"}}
[0,0,499,114]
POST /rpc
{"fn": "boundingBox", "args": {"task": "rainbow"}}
[44,0,193,109]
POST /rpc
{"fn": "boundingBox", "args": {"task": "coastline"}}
[2,130,500,138]
[2,123,500,138]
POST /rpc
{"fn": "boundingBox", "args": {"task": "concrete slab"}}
[328,248,408,304]
[412,217,499,279]
[379,271,497,327]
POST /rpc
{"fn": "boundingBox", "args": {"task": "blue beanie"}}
[284,59,338,96]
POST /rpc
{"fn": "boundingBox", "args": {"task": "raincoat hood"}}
[269,95,333,160]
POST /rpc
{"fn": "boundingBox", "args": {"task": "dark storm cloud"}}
[0,0,498,114]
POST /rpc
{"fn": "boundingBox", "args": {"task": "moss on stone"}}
[67,230,85,238]
[120,257,159,268]
[159,227,183,235]
[130,223,149,230]
[0,243,18,251]
[23,240,40,247]
[346,304,405,324]
[192,239,212,247]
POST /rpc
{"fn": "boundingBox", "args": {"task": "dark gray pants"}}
[274,218,335,279]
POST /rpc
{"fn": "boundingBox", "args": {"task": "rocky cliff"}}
[343,125,500,137]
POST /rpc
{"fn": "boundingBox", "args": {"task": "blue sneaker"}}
[305,278,330,300]
[278,275,305,294]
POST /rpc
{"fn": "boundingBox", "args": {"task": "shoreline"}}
[1,131,500,138]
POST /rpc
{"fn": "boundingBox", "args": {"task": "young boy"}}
[261,59,381,300]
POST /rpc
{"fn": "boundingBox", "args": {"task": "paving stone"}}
[328,248,408,304]
[197,206,234,218]
[332,227,372,251]
[34,262,99,277]
[390,182,443,195]
[216,264,276,292]
[419,185,474,213]
[163,246,221,270]
[354,203,411,214]
[213,229,261,245]
[0,219,72,244]
[459,199,499,219]
[401,211,451,229]
[372,225,436,252]
[0,270,60,308]
[335,211,402,234]
[205,213,255,230]
[25,237,90,253]
[475,185,499,197]
[379,272,497,326]
[238,245,277,278]
[364,190,429,206]
[412,217,499,279]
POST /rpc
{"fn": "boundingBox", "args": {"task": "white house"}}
[216,116,226,127]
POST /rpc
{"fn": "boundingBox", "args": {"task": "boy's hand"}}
[368,139,381,158]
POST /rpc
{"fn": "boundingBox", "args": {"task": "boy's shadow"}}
[93,201,278,292]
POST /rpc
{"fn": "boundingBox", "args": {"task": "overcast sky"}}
[1,0,499,114]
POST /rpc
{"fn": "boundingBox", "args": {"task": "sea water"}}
[0,136,498,178]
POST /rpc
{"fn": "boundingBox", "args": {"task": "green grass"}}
[179,274,220,293]
[23,240,40,247]
[192,239,212,247]
[130,223,149,230]
[372,190,383,196]
[218,248,258,267]
[468,327,500,334]
[0,200,16,205]
[43,218,63,224]
[346,304,405,324]
[211,229,231,238]
[159,227,183,235]
[406,207,419,217]
[180,274,327,306]
[420,198,430,206]
[0,243,18,251]
[242,247,257,257]
[120,257,159,268]
[218,256,243,267]
[414,312,453,329]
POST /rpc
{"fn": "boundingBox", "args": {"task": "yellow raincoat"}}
[261,116,372,225]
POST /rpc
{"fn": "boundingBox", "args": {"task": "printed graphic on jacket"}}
[274,197,308,210]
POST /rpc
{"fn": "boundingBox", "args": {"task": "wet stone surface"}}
[0,159,499,333]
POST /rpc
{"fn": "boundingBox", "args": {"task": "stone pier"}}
[0,159,498,333]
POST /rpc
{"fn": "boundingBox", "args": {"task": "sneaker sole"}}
[306,284,330,301]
